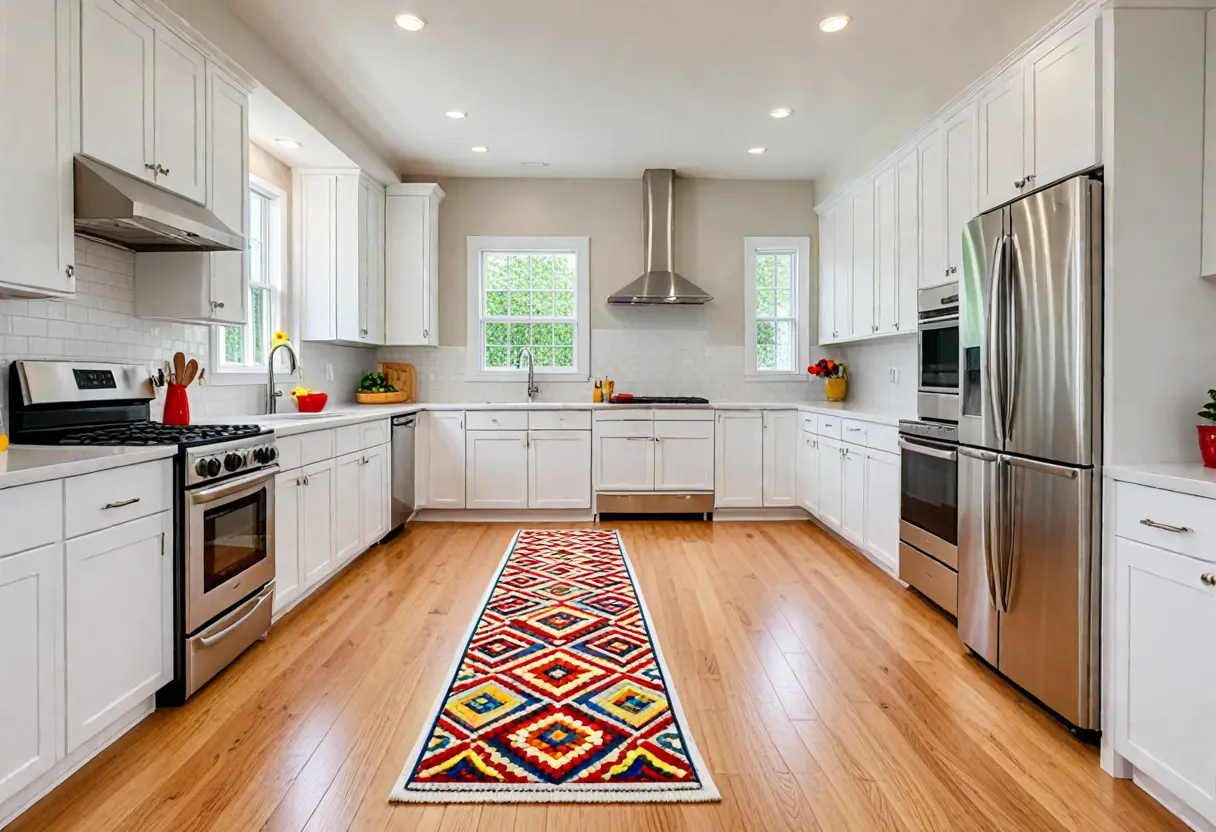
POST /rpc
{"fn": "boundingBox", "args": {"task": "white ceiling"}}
[248,86,357,169]
[225,0,1076,180]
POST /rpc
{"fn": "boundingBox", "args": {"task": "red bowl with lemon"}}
[293,392,328,413]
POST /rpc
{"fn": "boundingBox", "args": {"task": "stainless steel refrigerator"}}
[957,174,1102,733]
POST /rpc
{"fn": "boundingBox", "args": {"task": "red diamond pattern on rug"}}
[394,529,717,802]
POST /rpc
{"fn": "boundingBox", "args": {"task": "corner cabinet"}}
[385,183,445,346]
[0,0,75,299]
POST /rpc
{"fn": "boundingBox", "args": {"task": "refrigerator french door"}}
[957,174,1102,733]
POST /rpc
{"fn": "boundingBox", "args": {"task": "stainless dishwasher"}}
[391,414,417,529]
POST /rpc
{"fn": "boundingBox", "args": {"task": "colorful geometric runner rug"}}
[390,529,719,803]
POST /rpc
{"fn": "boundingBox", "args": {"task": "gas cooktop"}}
[54,422,267,447]
[609,396,711,405]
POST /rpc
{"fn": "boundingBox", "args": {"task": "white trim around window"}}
[744,236,811,382]
[465,236,591,381]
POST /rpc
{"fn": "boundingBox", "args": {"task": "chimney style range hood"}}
[607,169,713,305]
[73,156,244,252]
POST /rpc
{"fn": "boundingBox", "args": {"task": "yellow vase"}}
[825,378,848,402]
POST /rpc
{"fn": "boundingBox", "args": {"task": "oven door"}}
[918,318,960,394]
[898,437,958,567]
[186,466,277,634]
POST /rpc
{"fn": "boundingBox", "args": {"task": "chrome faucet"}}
[518,348,539,402]
[267,340,300,414]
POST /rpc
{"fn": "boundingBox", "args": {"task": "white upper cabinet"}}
[874,165,898,335]
[977,64,1028,212]
[817,209,835,345]
[850,184,876,339]
[944,104,977,284]
[833,201,854,341]
[1025,15,1100,193]
[296,169,386,345]
[385,183,445,347]
[895,148,919,329]
[715,411,764,508]
[0,0,75,299]
[151,23,206,203]
[918,128,948,289]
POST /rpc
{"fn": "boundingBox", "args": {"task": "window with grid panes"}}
[218,182,281,371]
[744,237,811,380]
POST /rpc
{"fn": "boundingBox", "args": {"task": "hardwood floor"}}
[10,521,1183,832]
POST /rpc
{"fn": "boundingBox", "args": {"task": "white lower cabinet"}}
[862,448,901,571]
[817,437,844,530]
[65,512,173,754]
[273,471,302,615]
[0,543,64,807]
[595,421,656,492]
[1115,535,1216,825]
[466,431,529,510]
[423,412,466,509]
[715,411,764,508]
[840,444,867,547]
[797,432,819,514]
[334,452,364,564]
[301,460,336,591]
[529,431,592,509]
[360,445,390,546]
[762,411,798,507]
[655,422,715,492]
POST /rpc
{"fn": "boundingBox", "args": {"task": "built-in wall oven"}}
[917,283,960,423]
[897,420,960,615]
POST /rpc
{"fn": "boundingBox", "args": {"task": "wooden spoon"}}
[165,359,175,385]
[183,359,199,387]
[173,352,186,386]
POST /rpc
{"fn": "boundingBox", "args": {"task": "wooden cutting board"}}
[378,362,416,403]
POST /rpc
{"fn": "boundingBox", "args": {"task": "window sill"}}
[744,372,808,383]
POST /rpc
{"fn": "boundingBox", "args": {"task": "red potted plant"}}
[808,359,848,401]
[1198,390,1216,468]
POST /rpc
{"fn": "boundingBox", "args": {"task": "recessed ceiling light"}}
[519,162,549,168]
[472,146,489,153]
[769,107,793,119]
[749,147,767,155]
[275,137,302,150]
[445,110,467,120]
[395,12,426,31]
[819,15,851,33]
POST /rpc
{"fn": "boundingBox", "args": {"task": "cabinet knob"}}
[422,329,429,339]
[157,165,171,176]
[145,163,158,173]
[1025,174,1036,185]
[66,264,74,280]
[1015,178,1027,188]
[211,301,225,310]
[949,266,958,275]
[894,322,900,330]
[1202,573,1216,587]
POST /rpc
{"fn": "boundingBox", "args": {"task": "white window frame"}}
[211,175,291,384]
[744,236,811,381]
[465,236,591,381]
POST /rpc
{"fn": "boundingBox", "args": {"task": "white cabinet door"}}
[1115,538,1216,826]
[385,185,444,346]
[0,0,75,298]
[715,411,764,508]
[594,422,655,492]
[334,452,363,564]
[874,166,898,335]
[1026,16,1099,192]
[361,181,386,345]
[918,128,948,289]
[817,208,835,344]
[817,437,844,530]
[152,23,206,202]
[840,444,867,547]
[654,421,715,492]
[466,431,529,510]
[977,64,1028,213]
[762,411,798,508]
[0,543,63,806]
[895,147,920,330]
[833,202,854,340]
[301,460,336,590]
[65,513,172,753]
[851,185,876,339]
[272,470,302,616]
[797,432,819,514]
[529,431,592,509]
[425,412,466,508]
[360,445,390,545]
[80,0,155,182]
[863,448,901,572]
[205,64,248,325]
[944,105,977,282]
[299,172,338,341]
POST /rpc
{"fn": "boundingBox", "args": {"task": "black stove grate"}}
[55,423,266,447]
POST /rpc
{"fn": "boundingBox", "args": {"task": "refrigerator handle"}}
[1006,455,1081,479]
[1004,234,1021,444]
[982,454,1002,612]
[999,458,1018,614]
[986,234,1008,445]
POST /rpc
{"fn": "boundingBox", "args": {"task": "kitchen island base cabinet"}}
[530,431,592,509]
[0,544,64,807]
[65,512,172,755]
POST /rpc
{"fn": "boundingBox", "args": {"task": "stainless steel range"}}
[8,360,278,703]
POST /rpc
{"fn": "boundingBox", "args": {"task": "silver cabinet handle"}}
[1202,573,1216,587]
[846,426,864,433]
[625,436,652,442]
[1015,178,1027,188]
[103,497,140,510]
[157,165,170,176]
[1140,519,1194,534]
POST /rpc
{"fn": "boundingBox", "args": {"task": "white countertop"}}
[0,445,177,491]
[1105,463,1216,501]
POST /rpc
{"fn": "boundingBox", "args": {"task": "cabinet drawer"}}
[335,420,390,456]
[593,420,654,439]
[1116,482,1216,564]
[0,480,63,558]
[466,411,528,431]
[654,409,714,422]
[900,543,958,615]
[529,410,591,431]
[866,424,901,455]
[816,416,843,441]
[800,413,818,434]
[65,460,172,539]
[276,429,335,471]
[594,409,654,421]
[842,419,868,444]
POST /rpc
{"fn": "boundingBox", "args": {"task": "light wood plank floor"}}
[11,521,1183,831]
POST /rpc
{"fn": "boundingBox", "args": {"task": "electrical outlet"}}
[325,363,334,382]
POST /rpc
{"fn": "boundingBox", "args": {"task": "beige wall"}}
[435,177,817,347]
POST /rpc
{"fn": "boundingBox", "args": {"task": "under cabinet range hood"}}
[73,156,244,252]
[607,169,713,305]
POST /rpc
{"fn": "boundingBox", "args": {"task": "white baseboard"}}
[1133,770,1215,832]
[1,697,155,830]
[806,514,903,582]
[412,510,595,523]
[712,507,810,522]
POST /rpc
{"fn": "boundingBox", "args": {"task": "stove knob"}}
[206,457,222,478]
[225,453,243,472]
[254,447,267,464]
[268,446,278,462]
[195,459,210,477]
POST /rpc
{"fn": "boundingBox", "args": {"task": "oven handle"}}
[199,581,275,647]
[918,316,959,332]
[897,438,957,461]
[190,466,279,505]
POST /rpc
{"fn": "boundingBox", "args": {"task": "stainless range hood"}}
[607,169,712,305]
[73,156,244,252]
